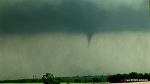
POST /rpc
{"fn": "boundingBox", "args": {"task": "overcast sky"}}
[0,0,150,80]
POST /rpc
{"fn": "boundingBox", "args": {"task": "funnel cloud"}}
[0,0,149,43]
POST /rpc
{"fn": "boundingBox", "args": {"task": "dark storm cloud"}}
[0,0,149,44]
[0,1,150,79]
[0,0,148,34]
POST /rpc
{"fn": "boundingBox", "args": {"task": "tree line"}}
[0,73,107,83]
[0,79,43,83]
[107,72,150,83]
[1,72,150,83]
[42,73,107,84]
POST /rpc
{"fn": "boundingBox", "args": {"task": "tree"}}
[74,79,81,83]
[42,73,55,84]
[92,78,101,83]
[138,73,143,79]
[143,73,150,80]
[129,72,138,79]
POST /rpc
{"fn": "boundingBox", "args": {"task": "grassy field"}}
[0,83,110,84]
[1,82,150,84]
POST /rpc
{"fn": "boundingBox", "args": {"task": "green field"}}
[0,83,110,84]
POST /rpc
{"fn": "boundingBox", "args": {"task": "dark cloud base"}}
[0,0,149,43]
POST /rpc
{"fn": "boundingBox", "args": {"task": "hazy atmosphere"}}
[0,0,150,80]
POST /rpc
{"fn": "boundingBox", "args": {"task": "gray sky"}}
[0,0,150,80]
